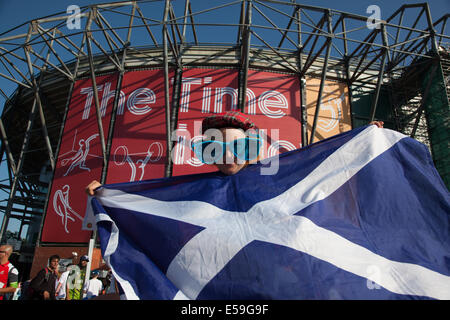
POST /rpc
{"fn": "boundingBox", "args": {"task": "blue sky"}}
[0,0,448,96]
[0,0,448,34]
[0,0,448,235]
[0,0,448,99]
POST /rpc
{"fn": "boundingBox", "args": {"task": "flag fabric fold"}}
[89,125,450,300]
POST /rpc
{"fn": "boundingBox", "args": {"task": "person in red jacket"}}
[0,244,19,300]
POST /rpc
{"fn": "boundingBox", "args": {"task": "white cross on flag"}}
[87,125,450,300]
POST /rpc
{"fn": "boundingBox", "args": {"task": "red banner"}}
[41,68,305,242]
[172,68,302,176]
[172,68,238,176]
[246,69,302,159]
[106,69,171,184]
[41,74,118,243]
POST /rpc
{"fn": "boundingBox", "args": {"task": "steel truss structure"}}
[0,0,448,276]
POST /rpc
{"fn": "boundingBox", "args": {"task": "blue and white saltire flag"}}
[88,125,450,300]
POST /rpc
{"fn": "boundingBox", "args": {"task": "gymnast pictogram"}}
[61,133,99,176]
[53,184,83,234]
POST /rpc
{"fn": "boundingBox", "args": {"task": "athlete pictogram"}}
[61,131,99,176]
[53,184,83,233]
[113,142,163,182]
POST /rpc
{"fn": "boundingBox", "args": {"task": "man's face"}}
[0,245,10,263]
[207,127,248,176]
[81,260,88,268]
[49,258,60,271]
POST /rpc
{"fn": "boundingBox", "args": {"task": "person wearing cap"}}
[82,270,103,299]
[85,111,383,195]
[194,111,262,175]
[85,111,260,195]
[67,255,89,300]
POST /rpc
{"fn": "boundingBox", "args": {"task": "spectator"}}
[0,244,19,300]
[29,254,60,300]
[17,280,31,300]
[83,270,103,299]
[55,264,72,300]
[100,272,109,295]
[67,255,89,300]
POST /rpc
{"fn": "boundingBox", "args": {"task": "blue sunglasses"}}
[191,137,262,164]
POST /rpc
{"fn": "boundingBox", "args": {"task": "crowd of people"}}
[0,244,117,301]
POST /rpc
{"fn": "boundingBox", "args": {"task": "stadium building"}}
[0,0,448,281]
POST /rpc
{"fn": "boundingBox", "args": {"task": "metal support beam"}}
[136,5,158,47]
[0,53,33,88]
[300,37,328,78]
[101,77,125,181]
[182,0,190,44]
[0,99,38,243]
[382,21,391,66]
[86,4,137,286]
[294,5,308,147]
[37,25,86,58]
[238,0,252,113]
[93,21,120,57]
[277,5,297,49]
[393,7,425,61]
[167,1,188,153]
[436,16,447,47]
[35,25,73,78]
[27,46,73,81]
[252,5,297,49]
[301,14,326,51]
[369,24,389,123]
[309,10,332,145]
[163,0,173,178]
[0,71,32,89]
[100,20,132,184]
[236,0,246,44]
[349,31,379,82]
[0,22,60,243]
[24,44,56,170]
[96,10,126,47]
[394,9,405,46]
[410,62,438,138]
[341,18,355,130]
[0,119,17,175]
[188,1,198,45]
[86,26,108,170]
[424,3,438,54]
[35,25,88,248]
[94,13,121,54]
[88,32,122,70]
[169,4,183,46]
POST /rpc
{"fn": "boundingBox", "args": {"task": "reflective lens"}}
[191,137,262,164]
[192,140,223,164]
[232,138,261,161]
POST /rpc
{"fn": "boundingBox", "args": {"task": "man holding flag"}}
[85,111,449,300]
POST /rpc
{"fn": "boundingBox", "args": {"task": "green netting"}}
[350,59,449,190]
[350,85,395,129]
[422,60,450,190]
